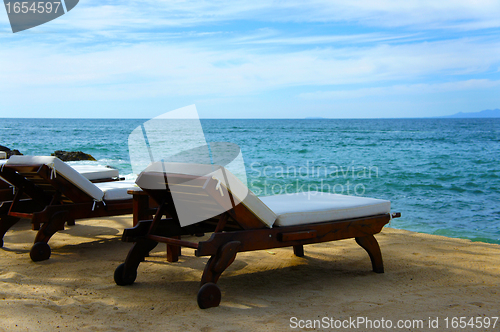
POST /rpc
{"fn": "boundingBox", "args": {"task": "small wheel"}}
[197,282,221,309]
[30,242,51,262]
[114,263,137,286]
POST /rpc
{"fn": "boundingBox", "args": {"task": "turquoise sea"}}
[1,118,499,244]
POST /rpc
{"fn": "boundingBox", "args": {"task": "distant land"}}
[303,109,500,119]
[437,109,500,118]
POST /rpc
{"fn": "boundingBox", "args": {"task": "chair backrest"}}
[4,156,104,202]
[136,162,276,228]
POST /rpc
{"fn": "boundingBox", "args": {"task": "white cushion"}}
[71,164,120,181]
[95,180,138,201]
[0,152,6,160]
[6,156,104,201]
[260,192,391,227]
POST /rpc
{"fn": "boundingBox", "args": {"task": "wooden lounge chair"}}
[0,156,139,261]
[1,159,122,201]
[114,162,400,309]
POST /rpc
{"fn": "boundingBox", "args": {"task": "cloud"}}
[0,34,499,106]
[298,80,500,100]
[3,0,499,33]
[1,1,499,118]
[4,34,500,86]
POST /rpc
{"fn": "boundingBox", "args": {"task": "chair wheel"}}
[30,242,51,261]
[114,263,137,286]
[197,282,221,309]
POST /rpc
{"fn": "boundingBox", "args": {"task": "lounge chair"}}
[1,159,122,201]
[0,156,140,261]
[114,162,400,309]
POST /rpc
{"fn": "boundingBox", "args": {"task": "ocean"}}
[1,118,499,244]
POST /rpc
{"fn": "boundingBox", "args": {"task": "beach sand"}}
[1,215,499,331]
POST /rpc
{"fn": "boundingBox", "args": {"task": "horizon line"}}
[1,117,499,120]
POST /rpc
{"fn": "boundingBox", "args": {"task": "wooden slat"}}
[278,230,317,242]
[147,234,199,249]
[196,214,391,256]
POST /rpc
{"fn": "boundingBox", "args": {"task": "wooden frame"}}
[114,171,400,309]
[0,178,15,202]
[0,163,143,261]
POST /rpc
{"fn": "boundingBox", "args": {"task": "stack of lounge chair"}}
[1,155,400,309]
[0,156,139,261]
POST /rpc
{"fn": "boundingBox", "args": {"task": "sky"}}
[0,0,500,119]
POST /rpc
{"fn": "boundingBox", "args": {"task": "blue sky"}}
[1,0,499,118]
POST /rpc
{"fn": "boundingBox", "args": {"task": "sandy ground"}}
[0,215,499,332]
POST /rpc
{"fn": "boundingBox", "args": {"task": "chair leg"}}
[33,211,68,244]
[166,236,181,262]
[200,241,241,286]
[355,235,384,273]
[126,238,159,271]
[29,211,68,261]
[293,245,304,257]
[0,215,21,247]
[115,238,159,286]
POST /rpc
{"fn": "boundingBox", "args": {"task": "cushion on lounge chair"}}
[6,156,104,201]
[96,180,138,201]
[140,163,393,228]
[72,165,119,181]
[260,192,391,227]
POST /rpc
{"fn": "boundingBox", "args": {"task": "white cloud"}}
[299,80,500,100]
[233,32,420,46]
[1,0,499,118]
[1,36,499,104]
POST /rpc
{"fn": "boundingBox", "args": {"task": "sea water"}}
[1,118,499,244]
